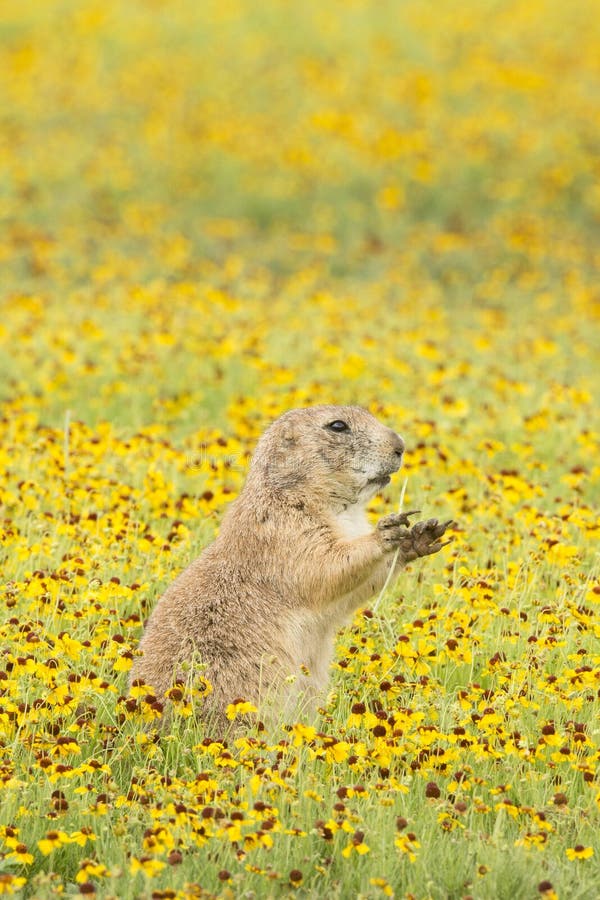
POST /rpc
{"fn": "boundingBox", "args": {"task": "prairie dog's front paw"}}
[400,517,454,561]
[377,514,454,559]
[376,510,421,550]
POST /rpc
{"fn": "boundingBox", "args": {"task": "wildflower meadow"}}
[1,1,599,898]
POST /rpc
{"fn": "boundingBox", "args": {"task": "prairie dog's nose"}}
[392,432,405,459]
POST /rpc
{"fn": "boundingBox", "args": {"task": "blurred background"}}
[1,0,598,437]
[3,0,600,272]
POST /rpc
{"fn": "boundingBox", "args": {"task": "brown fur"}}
[130,405,451,727]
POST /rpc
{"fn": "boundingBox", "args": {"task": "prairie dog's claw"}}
[377,514,455,559]
[378,510,420,530]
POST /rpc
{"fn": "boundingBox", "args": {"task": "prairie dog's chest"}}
[333,504,372,540]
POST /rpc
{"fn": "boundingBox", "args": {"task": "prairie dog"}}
[130,405,452,727]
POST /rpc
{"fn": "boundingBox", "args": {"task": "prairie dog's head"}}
[249,405,405,508]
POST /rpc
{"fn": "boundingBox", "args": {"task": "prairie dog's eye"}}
[325,420,350,433]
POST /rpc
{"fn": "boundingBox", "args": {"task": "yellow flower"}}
[437,812,465,832]
[69,829,96,847]
[54,632,85,660]
[225,700,258,720]
[113,653,133,672]
[515,832,548,851]
[292,723,317,745]
[38,830,71,855]
[566,845,594,860]
[323,740,351,764]
[342,831,370,857]
[50,738,81,757]
[395,832,421,863]
[494,800,520,818]
[0,875,27,895]
[6,842,34,865]
[396,638,437,675]
[130,856,166,877]
[222,821,242,842]
[142,827,174,853]
[370,877,394,896]
[76,861,110,883]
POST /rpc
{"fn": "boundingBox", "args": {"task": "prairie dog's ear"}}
[267,418,301,486]
[250,416,304,489]
[278,419,298,447]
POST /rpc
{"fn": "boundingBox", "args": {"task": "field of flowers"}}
[1,0,600,897]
